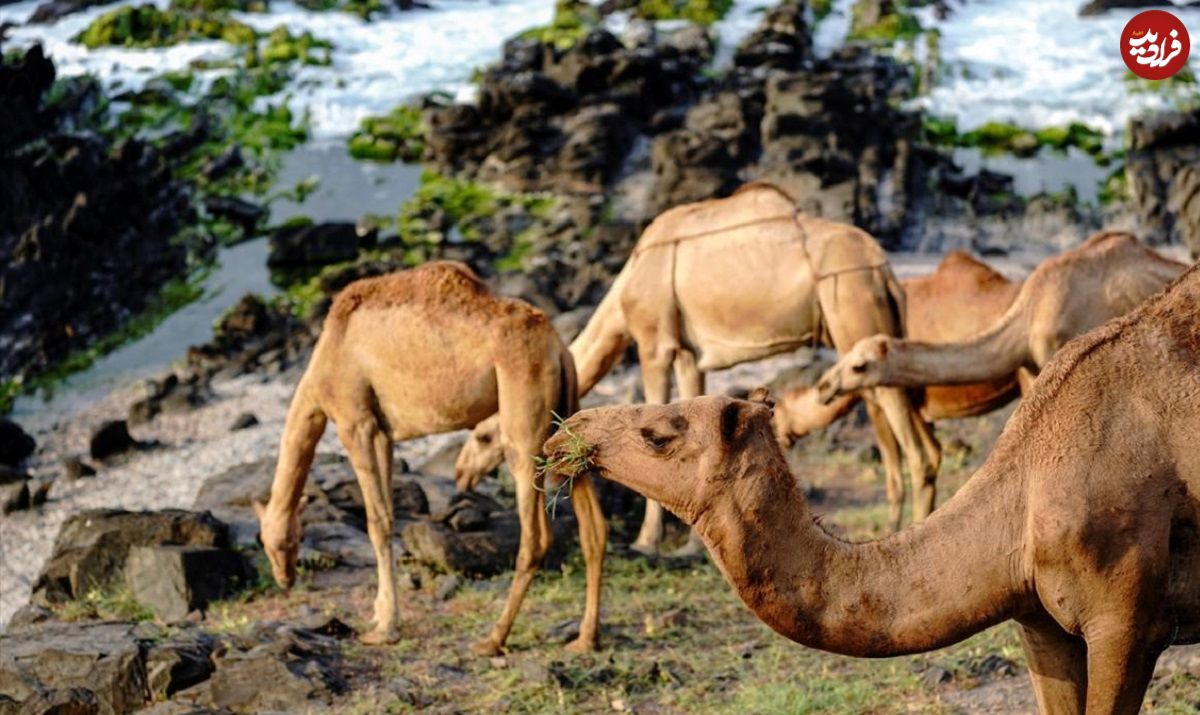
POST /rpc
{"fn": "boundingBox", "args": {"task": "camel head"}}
[455,418,505,492]
[817,335,893,404]
[544,390,779,525]
[253,499,301,589]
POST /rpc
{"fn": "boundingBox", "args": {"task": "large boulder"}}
[401,493,575,576]
[0,418,36,466]
[30,510,232,606]
[0,622,150,715]
[124,546,252,623]
[266,221,364,268]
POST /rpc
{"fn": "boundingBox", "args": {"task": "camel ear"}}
[252,499,267,520]
[748,387,775,410]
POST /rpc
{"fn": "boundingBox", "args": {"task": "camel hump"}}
[731,181,796,203]
[326,260,493,327]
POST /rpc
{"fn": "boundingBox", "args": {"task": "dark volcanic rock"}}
[0,45,193,383]
[63,457,97,481]
[184,294,310,380]
[88,421,135,460]
[0,466,32,514]
[0,418,36,466]
[403,495,576,577]
[27,0,112,23]
[1126,108,1200,257]
[128,374,211,426]
[267,221,362,268]
[228,413,258,431]
[124,546,252,622]
[0,621,151,715]
[144,633,217,701]
[732,0,811,71]
[30,509,231,606]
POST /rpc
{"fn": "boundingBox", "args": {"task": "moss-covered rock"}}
[347,104,424,162]
[922,116,1106,158]
[73,5,257,49]
[518,0,596,51]
[633,0,733,25]
[849,0,921,43]
[245,27,333,67]
[168,0,268,12]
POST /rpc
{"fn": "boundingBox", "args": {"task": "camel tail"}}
[266,370,328,512]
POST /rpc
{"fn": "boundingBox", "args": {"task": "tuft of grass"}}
[535,413,595,518]
[56,586,154,623]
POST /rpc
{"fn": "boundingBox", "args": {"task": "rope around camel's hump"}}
[637,208,891,351]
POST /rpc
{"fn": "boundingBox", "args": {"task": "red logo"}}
[1121,10,1190,81]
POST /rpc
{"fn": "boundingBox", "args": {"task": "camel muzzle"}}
[816,376,840,405]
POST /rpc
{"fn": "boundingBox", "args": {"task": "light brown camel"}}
[457,182,940,543]
[817,231,1189,404]
[255,261,606,655]
[545,265,1200,714]
[773,250,1022,446]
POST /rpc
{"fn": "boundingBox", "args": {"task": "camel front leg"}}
[565,471,606,653]
[864,399,905,532]
[873,387,939,523]
[1016,611,1087,715]
[471,445,552,656]
[672,350,707,557]
[338,418,399,645]
[631,344,674,555]
[1082,628,1164,714]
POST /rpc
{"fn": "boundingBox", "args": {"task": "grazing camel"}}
[817,231,1188,404]
[458,182,940,544]
[773,250,1022,446]
[255,261,606,655]
[545,265,1200,714]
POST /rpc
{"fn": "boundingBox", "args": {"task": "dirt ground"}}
[195,403,1199,714]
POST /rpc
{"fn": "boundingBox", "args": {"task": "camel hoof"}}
[628,541,660,557]
[469,638,504,657]
[564,636,598,654]
[360,627,400,646]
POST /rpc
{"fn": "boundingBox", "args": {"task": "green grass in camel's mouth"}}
[535,414,595,518]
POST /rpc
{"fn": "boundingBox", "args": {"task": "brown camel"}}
[545,264,1200,714]
[457,182,940,543]
[255,261,606,655]
[817,231,1189,404]
[773,250,1022,445]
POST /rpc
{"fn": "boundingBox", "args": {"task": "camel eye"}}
[641,429,673,450]
[851,362,867,374]
[478,433,492,444]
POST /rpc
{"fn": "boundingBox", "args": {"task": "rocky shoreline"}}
[1,0,1199,711]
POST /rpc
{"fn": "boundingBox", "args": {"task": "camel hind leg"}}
[817,270,941,527]
[631,341,675,555]
[472,359,606,655]
[335,405,399,645]
[863,399,905,532]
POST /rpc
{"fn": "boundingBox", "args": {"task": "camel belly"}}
[673,235,818,370]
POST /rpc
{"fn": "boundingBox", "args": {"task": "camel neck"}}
[696,456,1034,657]
[569,273,632,396]
[885,314,1029,386]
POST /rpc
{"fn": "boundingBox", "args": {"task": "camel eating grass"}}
[255,261,606,655]
[544,265,1200,714]
[459,181,940,542]
[773,250,1022,446]
[817,231,1188,405]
